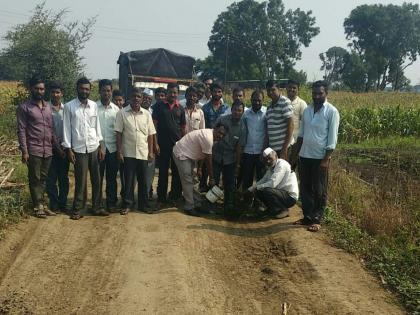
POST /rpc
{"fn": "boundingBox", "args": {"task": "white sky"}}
[1,0,420,84]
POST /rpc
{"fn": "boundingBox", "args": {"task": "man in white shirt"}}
[62,77,106,220]
[97,79,120,211]
[248,148,299,220]
[286,79,307,170]
[115,88,156,215]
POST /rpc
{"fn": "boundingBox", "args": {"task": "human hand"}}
[98,149,105,161]
[208,178,215,188]
[117,151,124,163]
[320,158,330,170]
[67,149,75,164]
[21,153,29,164]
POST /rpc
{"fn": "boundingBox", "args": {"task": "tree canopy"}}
[0,2,96,100]
[197,0,319,83]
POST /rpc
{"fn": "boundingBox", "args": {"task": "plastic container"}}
[205,185,224,203]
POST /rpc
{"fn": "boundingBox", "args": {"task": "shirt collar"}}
[78,98,90,108]
[165,100,180,109]
[30,99,47,108]
[128,105,144,114]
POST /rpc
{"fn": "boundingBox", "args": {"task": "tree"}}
[197,0,319,82]
[341,53,369,92]
[0,2,96,100]
[319,46,348,88]
[344,3,420,91]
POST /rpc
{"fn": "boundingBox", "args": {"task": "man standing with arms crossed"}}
[17,75,56,218]
[97,79,120,211]
[294,80,340,232]
[63,77,106,220]
[265,80,294,160]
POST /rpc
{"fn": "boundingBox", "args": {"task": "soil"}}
[0,206,403,314]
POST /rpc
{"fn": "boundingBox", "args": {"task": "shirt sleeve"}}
[148,113,156,135]
[95,107,103,142]
[180,107,186,126]
[298,108,306,138]
[238,115,247,147]
[62,103,72,149]
[199,110,205,129]
[16,104,28,154]
[152,103,159,122]
[283,100,293,119]
[326,108,340,151]
[256,160,289,190]
[114,110,124,133]
[300,100,307,118]
[201,133,213,155]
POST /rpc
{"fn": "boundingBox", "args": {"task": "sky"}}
[1,0,420,84]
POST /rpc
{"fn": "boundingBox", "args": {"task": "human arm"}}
[199,110,205,129]
[114,110,124,162]
[116,132,124,162]
[280,117,293,160]
[256,161,288,190]
[148,113,157,160]
[16,104,29,164]
[321,108,340,170]
[147,135,154,160]
[204,154,215,187]
[62,103,75,164]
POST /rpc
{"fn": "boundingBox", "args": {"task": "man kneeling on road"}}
[172,123,227,216]
[247,148,298,219]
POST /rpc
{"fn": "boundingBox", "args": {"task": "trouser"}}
[287,143,299,172]
[28,154,52,209]
[157,144,181,202]
[173,155,202,211]
[199,164,209,190]
[299,157,328,224]
[46,153,69,210]
[255,187,296,214]
[99,149,119,208]
[213,161,236,213]
[146,158,155,197]
[73,148,101,213]
[241,153,265,190]
[119,162,125,199]
[123,157,147,210]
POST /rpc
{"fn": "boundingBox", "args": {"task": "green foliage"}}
[344,3,420,91]
[319,46,348,87]
[197,0,319,82]
[0,2,96,101]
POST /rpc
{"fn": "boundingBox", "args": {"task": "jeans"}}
[157,145,181,202]
[173,155,202,211]
[255,187,296,214]
[99,149,119,208]
[299,157,328,224]
[46,153,69,210]
[28,155,52,209]
[73,148,101,213]
[123,157,147,210]
[241,153,265,190]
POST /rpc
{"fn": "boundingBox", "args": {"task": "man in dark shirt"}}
[17,75,56,218]
[152,83,186,208]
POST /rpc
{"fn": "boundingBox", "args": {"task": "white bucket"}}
[205,185,224,203]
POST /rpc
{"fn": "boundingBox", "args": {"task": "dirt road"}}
[0,206,403,314]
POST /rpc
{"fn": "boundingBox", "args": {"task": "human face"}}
[141,95,153,109]
[196,89,205,100]
[213,126,226,141]
[166,87,178,103]
[233,91,244,103]
[204,87,211,99]
[265,152,277,168]
[204,79,213,88]
[100,85,112,104]
[266,86,280,101]
[251,93,263,112]
[77,83,91,101]
[186,91,198,106]
[30,83,45,101]
[312,86,327,106]
[286,84,298,100]
[155,92,166,103]
[130,92,142,111]
[50,88,62,104]
[231,105,244,122]
[113,96,125,109]
[211,88,223,102]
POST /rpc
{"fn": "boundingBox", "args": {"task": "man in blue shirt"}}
[239,89,267,193]
[293,80,340,232]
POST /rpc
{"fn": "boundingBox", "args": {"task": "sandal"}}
[307,224,321,232]
[34,209,47,219]
[120,208,130,215]
[43,208,57,216]
[293,217,312,225]
[70,212,83,220]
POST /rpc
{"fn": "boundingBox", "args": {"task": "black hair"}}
[185,86,198,97]
[312,80,329,93]
[167,83,179,91]
[287,79,300,88]
[49,80,63,91]
[112,89,124,98]
[231,100,245,111]
[154,87,167,95]
[210,82,223,92]
[131,87,143,95]
[99,79,112,90]
[251,88,264,99]
[193,82,206,92]
[215,121,229,133]
[76,77,91,88]
[29,75,45,87]
[265,79,279,89]
[232,86,244,95]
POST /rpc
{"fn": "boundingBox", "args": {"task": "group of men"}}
[17,75,339,232]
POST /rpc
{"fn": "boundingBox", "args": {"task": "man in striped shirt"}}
[265,80,294,161]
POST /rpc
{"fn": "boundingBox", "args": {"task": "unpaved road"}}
[0,206,403,314]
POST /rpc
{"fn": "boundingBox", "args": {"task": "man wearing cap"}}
[247,148,299,219]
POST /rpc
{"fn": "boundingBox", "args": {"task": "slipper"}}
[34,210,47,219]
[120,208,130,215]
[293,217,312,225]
[43,208,57,216]
[70,213,83,220]
[307,224,321,232]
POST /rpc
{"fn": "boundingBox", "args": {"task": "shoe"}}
[43,207,57,216]
[93,209,110,216]
[107,205,119,213]
[184,208,200,217]
[120,208,130,215]
[70,212,83,220]
[273,210,289,219]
